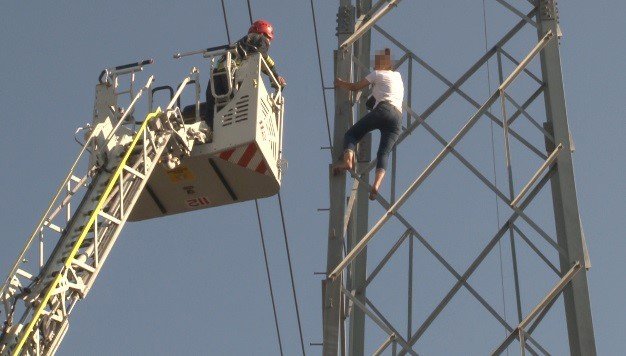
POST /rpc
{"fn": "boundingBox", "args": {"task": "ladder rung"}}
[80,238,95,249]
[44,221,64,233]
[98,211,121,225]
[39,309,51,317]
[126,144,146,156]
[75,221,103,234]
[71,259,96,273]
[16,268,34,280]
[50,312,64,323]
[123,165,146,180]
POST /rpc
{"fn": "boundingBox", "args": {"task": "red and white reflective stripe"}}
[218,143,269,175]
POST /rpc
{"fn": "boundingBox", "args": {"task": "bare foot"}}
[370,168,385,200]
[332,162,350,175]
[332,150,355,176]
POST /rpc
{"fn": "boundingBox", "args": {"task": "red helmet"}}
[248,19,274,41]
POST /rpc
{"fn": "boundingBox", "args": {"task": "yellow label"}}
[167,165,195,182]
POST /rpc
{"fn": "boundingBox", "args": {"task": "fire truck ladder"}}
[0,70,201,355]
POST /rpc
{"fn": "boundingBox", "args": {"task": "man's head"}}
[249,19,275,41]
[374,48,393,70]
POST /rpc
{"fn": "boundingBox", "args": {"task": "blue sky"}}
[0,0,624,354]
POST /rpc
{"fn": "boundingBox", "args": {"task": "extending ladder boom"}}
[0,73,202,355]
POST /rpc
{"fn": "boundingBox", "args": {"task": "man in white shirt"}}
[334,48,404,200]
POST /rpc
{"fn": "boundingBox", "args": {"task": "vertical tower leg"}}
[348,2,372,355]
[323,2,355,355]
[536,1,597,355]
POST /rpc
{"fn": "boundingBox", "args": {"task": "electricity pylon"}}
[322,0,596,354]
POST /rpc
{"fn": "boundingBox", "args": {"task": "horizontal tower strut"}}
[340,0,402,50]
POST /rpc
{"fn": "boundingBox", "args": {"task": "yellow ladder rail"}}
[12,109,163,355]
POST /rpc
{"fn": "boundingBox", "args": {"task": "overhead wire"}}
[481,0,509,350]
[244,1,307,354]
[245,0,254,24]
[254,200,285,356]
[277,193,307,356]
[220,0,231,43]
[218,2,287,355]
[309,0,333,149]
[308,1,348,258]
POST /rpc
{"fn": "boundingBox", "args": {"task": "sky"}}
[0,0,624,355]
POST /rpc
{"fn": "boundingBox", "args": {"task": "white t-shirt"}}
[365,70,404,113]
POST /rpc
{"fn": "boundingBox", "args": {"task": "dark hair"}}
[384,48,391,56]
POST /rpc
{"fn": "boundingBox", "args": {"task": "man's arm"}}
[334,77,370,92]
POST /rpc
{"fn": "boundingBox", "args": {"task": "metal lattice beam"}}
[323,1,596,354]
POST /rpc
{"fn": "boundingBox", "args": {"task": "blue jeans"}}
[343,102,402,171]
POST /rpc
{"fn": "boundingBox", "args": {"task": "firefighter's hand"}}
[278,76,287,88]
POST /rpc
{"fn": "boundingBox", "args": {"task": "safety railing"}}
[171,45,284,149]
[148,70,201,123]
[99,59,154,99]
[173,43,284,112]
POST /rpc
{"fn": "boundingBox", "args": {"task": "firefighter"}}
[205,19,286,125]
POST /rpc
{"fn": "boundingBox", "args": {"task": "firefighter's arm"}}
[263,54,286,88]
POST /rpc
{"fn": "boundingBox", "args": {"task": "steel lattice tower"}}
[322,0,596,354]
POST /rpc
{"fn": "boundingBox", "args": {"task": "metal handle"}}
[176,80,197,108]
[173,44,234,59]
[149,86,175,113]
[114,59,154,71]
[98,59,154,84]
[151,86,175,100]
[98,70,109,84]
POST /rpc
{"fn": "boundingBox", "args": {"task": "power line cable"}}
[481,0,509,351]
[245,0,254,24]
[254,200,285,356]
[245,2,306,354]
[220,0,231,43]
[219,3,286,355]
[309,0,333,149]
[278,193,307,356]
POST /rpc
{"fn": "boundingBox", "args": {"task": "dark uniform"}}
[205,33,281,126]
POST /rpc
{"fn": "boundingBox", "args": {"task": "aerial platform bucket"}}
[129,53,284,221]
